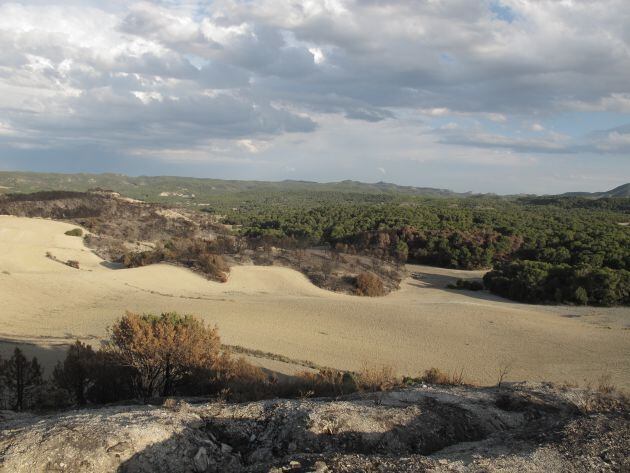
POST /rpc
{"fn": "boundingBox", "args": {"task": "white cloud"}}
[563,93,630,113]
[0,0,629,193]
[308,47,325,64]
[237,139,270,153]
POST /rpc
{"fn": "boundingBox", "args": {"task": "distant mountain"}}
[2,171,626,203]
[0,171,470,204]
[559,183,630,198]
[601,183,630,198]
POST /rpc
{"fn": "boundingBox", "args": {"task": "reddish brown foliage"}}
[354,272,385,297]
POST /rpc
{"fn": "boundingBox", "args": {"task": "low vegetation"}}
[354,272,386,296]
[1,311,627,418]
[0,313,396,409]
[120,238,231,282]
[64,228,83,237]
[1,184,629,304]
[44,251,80,270]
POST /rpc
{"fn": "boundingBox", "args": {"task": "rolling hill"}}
[559,183,630,198]
[0,171,470,205]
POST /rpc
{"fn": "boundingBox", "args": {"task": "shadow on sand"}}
[0,337,90,375]
[100,260,126,270]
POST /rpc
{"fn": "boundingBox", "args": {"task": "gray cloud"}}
[0,0,629,192]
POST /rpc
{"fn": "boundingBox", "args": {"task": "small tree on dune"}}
[105,312,224,401]
[355,272,385,297]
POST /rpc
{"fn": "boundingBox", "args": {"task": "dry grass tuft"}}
[356,365,399,391]
[596,374,616,394]
[417,367,467,386]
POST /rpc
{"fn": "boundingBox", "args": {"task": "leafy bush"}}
[105,312,226,400]
[355,272,385,296]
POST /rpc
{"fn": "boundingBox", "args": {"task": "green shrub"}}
[64,228,83,237]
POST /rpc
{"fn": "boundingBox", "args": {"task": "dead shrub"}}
[596,374,616,394]
[120,238,230,283]
[105,312,225,400]
[290,369,357,397]
[198,253,228,281]
[419,367,466,386]
[356,365,399,391]
[66,260,80,269]
[354,272,385,297]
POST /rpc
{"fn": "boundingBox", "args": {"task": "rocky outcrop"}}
[1,383,628,472]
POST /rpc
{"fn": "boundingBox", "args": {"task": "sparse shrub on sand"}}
[65,260,80,269]
[64,228,83,237]
[120,237,230,282]
[413,367,467,386]
[354,272,385,296]
[198,253,229,282]
[355,365,398,391]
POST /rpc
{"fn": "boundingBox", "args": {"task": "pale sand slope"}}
[1,215,629,387]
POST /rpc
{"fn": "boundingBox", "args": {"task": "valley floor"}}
[0,215,629,388]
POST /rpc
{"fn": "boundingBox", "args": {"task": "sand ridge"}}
[1,215,629,387]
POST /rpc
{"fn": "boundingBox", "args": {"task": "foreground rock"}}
[1,383,628,472]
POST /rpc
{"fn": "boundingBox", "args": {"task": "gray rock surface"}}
[1,383,628,472]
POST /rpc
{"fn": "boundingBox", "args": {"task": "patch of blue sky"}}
[490,1,516,23]
[439,52,457,65]
[185,54,211,70]
[545,112,630,137]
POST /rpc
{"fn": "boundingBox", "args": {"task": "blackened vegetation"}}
[0,190,222,243]
[120,238,232,282]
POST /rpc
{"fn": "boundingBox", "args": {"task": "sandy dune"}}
[1,215,629,388]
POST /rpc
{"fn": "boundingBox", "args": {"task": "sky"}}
[0,0,629,194]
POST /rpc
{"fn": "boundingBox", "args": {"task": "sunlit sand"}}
[1,215,628,388]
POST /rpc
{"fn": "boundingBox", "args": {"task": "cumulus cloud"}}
[0,0,628,192]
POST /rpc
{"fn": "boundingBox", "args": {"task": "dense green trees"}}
[220,195,630,305]
[484,262,630,306]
